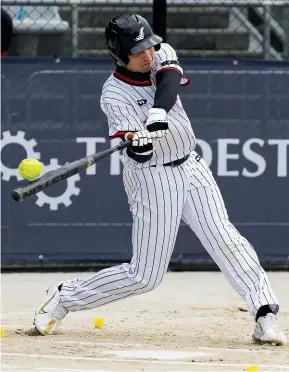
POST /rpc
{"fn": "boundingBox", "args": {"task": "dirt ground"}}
[1,271,289,372]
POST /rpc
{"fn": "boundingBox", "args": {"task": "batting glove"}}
[146,108,168,139]
[124,130,153,155]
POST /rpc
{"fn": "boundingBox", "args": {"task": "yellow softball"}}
[93,317,104,329]
[18,158,42,180]
[246,366,260,372]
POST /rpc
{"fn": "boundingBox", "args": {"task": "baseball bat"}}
[11,134,133,203]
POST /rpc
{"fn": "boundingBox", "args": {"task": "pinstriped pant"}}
[60,151,278,317]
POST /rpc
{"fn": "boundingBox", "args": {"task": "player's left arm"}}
[146,43,189,137]
[100,96,154,163]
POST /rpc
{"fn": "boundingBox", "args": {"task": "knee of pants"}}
[127,266,165,295]
[212,221,250,255]
[215,222,237,243]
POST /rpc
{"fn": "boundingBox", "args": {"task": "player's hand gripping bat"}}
[11,133,134,203]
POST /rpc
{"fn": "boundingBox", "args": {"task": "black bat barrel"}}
[11,138,132,203]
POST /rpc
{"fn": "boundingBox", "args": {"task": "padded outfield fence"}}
[1,0,289,271]
[1,58,289,271]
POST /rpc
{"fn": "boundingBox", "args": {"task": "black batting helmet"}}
[105,13,163,66]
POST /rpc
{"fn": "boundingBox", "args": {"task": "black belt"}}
[151,154,190,167]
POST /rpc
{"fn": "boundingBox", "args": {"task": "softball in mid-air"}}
[18,158,43,180]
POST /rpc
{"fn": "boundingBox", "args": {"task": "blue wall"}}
[1,58,289,266]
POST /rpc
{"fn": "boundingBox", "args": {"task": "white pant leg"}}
[60,166,188,311]
[181,152,279,317]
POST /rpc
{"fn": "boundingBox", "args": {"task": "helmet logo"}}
[135,27,145,41]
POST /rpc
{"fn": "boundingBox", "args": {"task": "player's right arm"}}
[100,94,154,163]
[146,43,190,138]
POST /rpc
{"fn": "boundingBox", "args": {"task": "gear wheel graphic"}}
[35,158,81,211]
[1,131,41,181]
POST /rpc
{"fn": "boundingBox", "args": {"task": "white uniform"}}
[101,43,195,168]
[60,43,278,317]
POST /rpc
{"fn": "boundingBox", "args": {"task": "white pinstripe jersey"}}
[100,43,196,168]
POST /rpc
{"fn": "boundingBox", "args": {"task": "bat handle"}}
[11,190,21,202]
[125,132,134,141]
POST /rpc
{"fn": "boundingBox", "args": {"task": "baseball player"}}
[1,8,13,57]
[33,14,287,345]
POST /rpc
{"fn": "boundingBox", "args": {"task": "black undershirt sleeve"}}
[153,69,182,113]
[126,146,153,163]
[121,69,183,163]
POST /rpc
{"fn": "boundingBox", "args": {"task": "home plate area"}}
[2,344,289,372]
[1,272,289,371]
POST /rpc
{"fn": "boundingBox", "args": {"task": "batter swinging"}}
[34,13,287,345]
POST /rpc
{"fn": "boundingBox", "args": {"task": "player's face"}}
[127,47,155,73]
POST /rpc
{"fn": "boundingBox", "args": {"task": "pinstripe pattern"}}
[151,43,183,76]
[181,153,278,317]
[60,152,278,316]
[61,166,186,311]
[59,43,279,318]
[100,43,196,170]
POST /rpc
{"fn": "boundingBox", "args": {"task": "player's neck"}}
[114,66,151,85]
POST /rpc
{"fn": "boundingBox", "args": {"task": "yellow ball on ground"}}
[18,158,42,180]
[0,327,5,338]
[93,317,104,329]
[246,366,260,372]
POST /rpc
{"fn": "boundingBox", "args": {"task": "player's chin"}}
[141,62,153,72]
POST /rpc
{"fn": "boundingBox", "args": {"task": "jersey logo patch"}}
[135,27,145,41]
[161,60,179,67]
[137,99,147,107]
